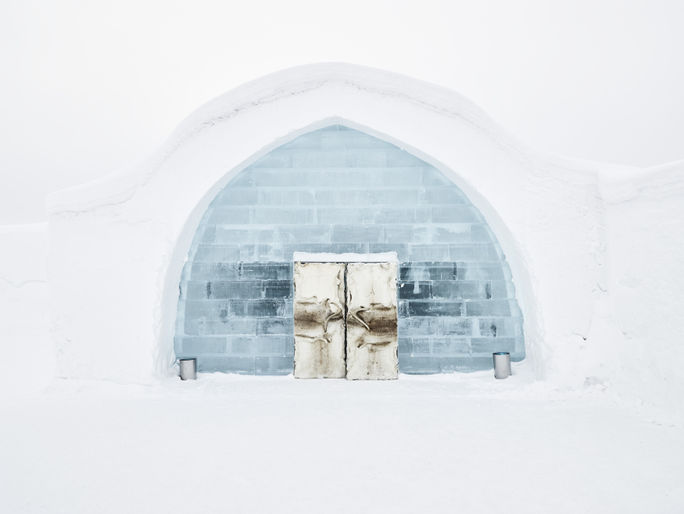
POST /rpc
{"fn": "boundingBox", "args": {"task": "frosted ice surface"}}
[175,125,524,374]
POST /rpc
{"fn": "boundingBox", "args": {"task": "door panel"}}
[345,262,398,380]
[293,262,346,378]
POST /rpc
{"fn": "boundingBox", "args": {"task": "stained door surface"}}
[293,261,398,380]
[293,262,346,378]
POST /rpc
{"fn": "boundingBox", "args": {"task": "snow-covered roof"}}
[293,251,399,263]
[46,62,643,215]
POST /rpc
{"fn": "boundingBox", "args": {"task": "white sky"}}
[1,0,683,223]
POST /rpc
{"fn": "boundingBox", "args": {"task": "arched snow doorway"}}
[174,124,524,374]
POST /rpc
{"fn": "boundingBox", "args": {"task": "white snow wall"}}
[602,162,684,422]
[35,63,680,420]
[0,224,54,393]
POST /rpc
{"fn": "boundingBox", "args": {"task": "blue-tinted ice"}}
[174,125,524,374]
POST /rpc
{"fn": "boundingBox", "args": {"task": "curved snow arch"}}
[170,121,526,374]
[48,64,608,383]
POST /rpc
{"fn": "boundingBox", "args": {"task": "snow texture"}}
[0,223,54,394]
[0,375,682,514]
[293,251,398,263]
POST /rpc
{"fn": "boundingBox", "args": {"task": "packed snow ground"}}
[1,373,682,514]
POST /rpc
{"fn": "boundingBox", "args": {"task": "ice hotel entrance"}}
[173,125,525,375]
[293,257,399,380]
[49,64,571,383]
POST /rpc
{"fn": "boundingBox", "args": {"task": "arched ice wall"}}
[174,124,526,374]
[47,63,607,383]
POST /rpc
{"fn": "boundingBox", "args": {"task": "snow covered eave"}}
[45,62,622,215]
[293,252,399,263]
[600,158,684,204]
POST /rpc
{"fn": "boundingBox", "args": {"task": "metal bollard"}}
[179,358,197,380]
[493,352,511,379]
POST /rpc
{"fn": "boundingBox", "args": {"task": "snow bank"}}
[2,375,682,513]
[601,160,684,422]
[0,223,54,394]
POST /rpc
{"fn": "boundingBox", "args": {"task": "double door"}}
[293,261,398,380]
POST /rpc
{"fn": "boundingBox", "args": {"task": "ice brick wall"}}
[174,125,524,374]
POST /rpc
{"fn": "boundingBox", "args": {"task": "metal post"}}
[179,358,197,380]
[493,352,511,379]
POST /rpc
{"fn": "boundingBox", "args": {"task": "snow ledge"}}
[293,251,399,263]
